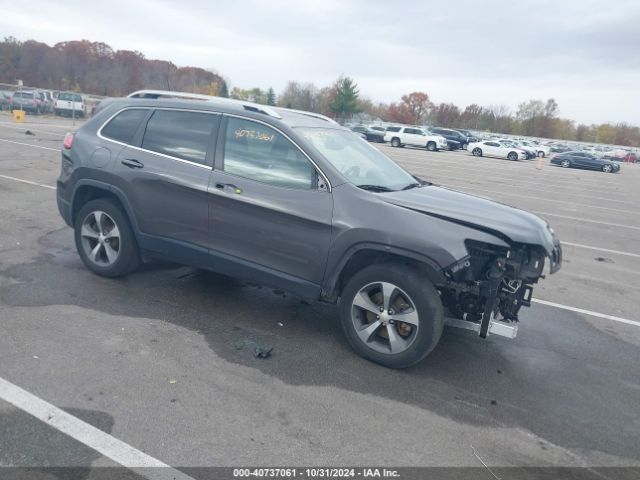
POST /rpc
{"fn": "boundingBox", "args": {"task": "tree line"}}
[1,37,637,147]
[0,37,228,97]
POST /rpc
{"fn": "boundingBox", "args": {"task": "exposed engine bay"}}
[440,239,562,338]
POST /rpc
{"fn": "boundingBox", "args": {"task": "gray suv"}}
[57,90,562,368]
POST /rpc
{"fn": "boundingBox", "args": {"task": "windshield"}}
[59,92,81,102]
[297,127,417,191]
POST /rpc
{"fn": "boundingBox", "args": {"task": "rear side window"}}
[101,109,149,144]
[141,110,218,164]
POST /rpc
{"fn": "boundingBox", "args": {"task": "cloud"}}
[0,0,638,124]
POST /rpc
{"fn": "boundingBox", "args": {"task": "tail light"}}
[63,132,75,149]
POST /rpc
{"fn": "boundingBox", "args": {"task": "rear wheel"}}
[561,159,571,168]
[339,263,444,368]
[472,148,482,156]
[74,198,140,278]
[426,141,436,151]
[391,138,401,148]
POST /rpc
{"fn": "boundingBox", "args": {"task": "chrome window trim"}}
[223,113,332,192]
[96,107,332,189]
[97,107,218,169]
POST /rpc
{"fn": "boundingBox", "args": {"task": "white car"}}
[54,92,86,117]
[384,126,448,151]
[468,140,528,161]
[520,140,550,158]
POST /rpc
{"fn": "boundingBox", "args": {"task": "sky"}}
[1,0,639,125]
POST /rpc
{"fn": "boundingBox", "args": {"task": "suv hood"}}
[383,185,558,255]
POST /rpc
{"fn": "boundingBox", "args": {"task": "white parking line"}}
[533,211,640,231]
[0,137,59,151]
[0,174,55,190]
[439,183,640,216]
[561,241,640,259]
[532,299,640,328]
[0,376,194,480]
[0,123,66,136]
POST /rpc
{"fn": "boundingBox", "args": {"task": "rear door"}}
[109,108,219,256]
[208,115,333,290]
[402,128,423,146]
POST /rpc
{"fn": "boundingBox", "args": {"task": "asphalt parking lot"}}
[0,112,639,477]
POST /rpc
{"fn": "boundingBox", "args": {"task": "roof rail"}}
[274,107,339,125]
[126,90,282,119]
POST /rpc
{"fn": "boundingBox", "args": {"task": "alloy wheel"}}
[80,210,121,266]
[351,281,419,355]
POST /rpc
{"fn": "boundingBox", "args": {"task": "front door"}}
[208,116,333,294]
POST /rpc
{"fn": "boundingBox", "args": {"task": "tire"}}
[472,148,482,156]
[74,198,140,278]
[461,143,468,150]
[339,263,444,368]
[426,141,436,151]
[561,159,571,168]
[538,151,545,158]
[508,151,519,161]
[602,164,613,173]
[391,138,401,148]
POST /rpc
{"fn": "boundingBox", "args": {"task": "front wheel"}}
[472,148,482,156]
[339,263,444,368]
[602,164,613,173]
[508,151,519,161]
[426,141,436,151]
[74,198,140,278]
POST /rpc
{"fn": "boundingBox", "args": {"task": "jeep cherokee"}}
[56,90,562,368]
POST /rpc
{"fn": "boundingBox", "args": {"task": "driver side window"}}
[223,117,315,190]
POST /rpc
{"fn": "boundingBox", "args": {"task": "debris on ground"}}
[25,130,34,135]
[234,338,273,358]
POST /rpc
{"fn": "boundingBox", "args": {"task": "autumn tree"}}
[400,92,432,124]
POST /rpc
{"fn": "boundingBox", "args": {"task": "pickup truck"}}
[384,126,448,151]
[55,92,86,117]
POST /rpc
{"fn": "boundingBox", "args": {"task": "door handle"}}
[121,158,144,169]
[215,182,242,193]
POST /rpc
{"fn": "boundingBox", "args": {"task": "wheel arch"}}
[322,244,445,303]
[71,180,140,235]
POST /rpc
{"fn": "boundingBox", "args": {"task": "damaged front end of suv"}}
[441,237,561,339]
[378,185,563,342]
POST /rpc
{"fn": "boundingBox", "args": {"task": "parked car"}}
[55,92,86,117]
[10,90,41,114]
[56,89,561,368]
[499,140,536,159]
[468,140,527,161]
[384,126,447,151]
[454,129,480,143]
[40,90,55,113]
[430,127,473,149]
[549,143,572,153]
[519,140,550,158]
[0,90,12,111]
[350,125,385,142]
[550,151,620,173]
